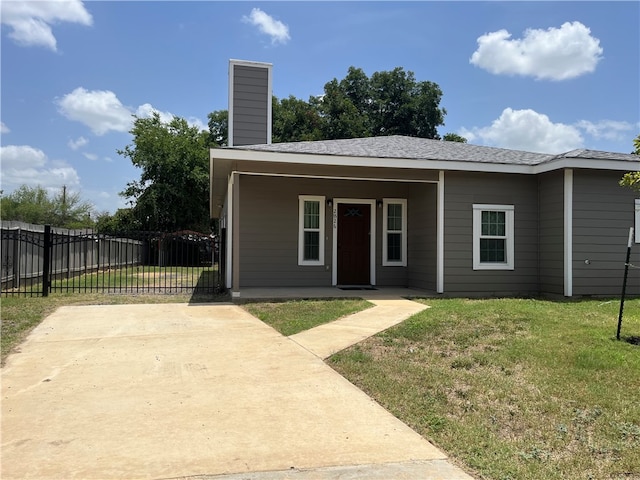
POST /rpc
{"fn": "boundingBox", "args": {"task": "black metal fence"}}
[1,222,221,297]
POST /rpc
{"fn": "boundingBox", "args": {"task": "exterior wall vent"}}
[228,59,272,146]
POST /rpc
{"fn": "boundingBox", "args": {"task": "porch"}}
[232,286,438,302]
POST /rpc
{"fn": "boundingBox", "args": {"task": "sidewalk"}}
[290,297,428,359]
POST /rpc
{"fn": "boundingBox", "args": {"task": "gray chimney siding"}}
[228,60,272,146]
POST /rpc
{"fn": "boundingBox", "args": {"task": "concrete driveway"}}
[1,302,473,479]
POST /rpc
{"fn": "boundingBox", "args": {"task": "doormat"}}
[338,286,377,291]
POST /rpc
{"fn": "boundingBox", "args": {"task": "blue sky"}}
[1,1,639,215]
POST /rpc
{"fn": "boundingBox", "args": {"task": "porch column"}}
[232,172,241,297]
[564,169,573,297]
[437,170,445,293]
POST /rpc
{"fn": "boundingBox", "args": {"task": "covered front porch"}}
[217,171,443,297]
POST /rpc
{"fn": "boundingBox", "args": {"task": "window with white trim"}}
[473,204,514,270]
[383,199,407,266]
[298,195,325,265]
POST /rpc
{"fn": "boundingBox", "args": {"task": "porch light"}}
[327,198,333,207]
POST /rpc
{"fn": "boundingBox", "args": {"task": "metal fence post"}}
[42,225,51,297]
[617,226,634,340]
[12,228,21,289]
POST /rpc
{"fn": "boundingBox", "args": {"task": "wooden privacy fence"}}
[1,221,220,297]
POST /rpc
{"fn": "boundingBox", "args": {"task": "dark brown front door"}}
[337,203,371,285]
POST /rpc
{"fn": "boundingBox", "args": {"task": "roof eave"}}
[209,147,537,173]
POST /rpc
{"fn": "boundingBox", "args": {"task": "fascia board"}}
[210,148,534,174]
[533,158,640,174]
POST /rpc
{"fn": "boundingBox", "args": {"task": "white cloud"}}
[68,136,88,150]
[575,120,637,142]
[1,0,92,52]
[57,87,132,135]
[0,121,9,134]
[0,145,80,190]
[242,8,290,45]
[186,116,209,132]
[82,152,98,161]
[135,103,174,124]
[135,104,208,131]
[460,108,584,153]
[57,87,208,134]
[470,21,603,80]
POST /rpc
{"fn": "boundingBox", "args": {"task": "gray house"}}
[210,60,640,299]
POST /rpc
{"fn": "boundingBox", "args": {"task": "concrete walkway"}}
[1,301,473,480]
[290,297,428,359]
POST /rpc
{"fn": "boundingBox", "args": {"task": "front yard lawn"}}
[243,298,372,336]
[330,298,640,480]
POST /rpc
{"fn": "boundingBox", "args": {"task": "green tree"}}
[319,66,446,140]
[320,76,371,140]
[118,113,211,232]
[443,133,468,143]
[207,109,228,147]
[0,185,94,228]
[272,95,323,143]
[619,134,640,192]
[94,208,140,234]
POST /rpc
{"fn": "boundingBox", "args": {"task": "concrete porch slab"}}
[235,286,436,302]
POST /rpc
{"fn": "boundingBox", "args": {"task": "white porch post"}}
[564,169,573,297]
[437,170,445,294]
[226,173,235,295]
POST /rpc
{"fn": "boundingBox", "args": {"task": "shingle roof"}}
[555,148,639,162]
[225,135,639,166]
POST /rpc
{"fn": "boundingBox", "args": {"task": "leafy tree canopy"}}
[272,95,324,143]
[207,109,228,147]
[619,134,640,192]
[0,185,94,228]
[443,132,468,143]
[94,208,139,234]
[270,66,447,143]
[116,113,211,232]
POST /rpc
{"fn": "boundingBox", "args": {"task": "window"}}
[298,196,325,265]
[473,204,514,270]
[383,199,407,266]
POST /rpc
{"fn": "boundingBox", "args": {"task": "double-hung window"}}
[473,204,514,270]
[383,199,407,266]
[298,195,325,265]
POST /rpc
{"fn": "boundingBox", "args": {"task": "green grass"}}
[330,298,640,480]
[3,266,216,293]
[243,298,373,336]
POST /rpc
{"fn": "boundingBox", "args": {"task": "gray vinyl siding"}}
[572,170,640,296]
[231,65,269,146]
[407,183,438,290]
[238,174,420,288]
[538,171,564,295]
[443,172,539,296]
